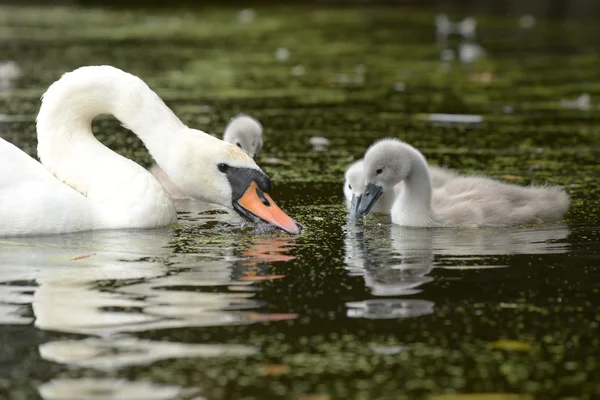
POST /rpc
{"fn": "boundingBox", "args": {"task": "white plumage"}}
[0,65,267,236]
[151,113,263,199]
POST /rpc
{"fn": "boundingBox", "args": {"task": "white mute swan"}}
[0,66,300,236]
[344,159,458,217]
[356,138,569,227]
[151,113,263,199]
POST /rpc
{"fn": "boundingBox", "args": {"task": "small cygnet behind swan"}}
[344,159,459,217]
[223,114,263,158]
[357,138,570,227]
[151,114,263,199]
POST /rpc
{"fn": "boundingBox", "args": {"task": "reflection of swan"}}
[0,65,299,236]
[0,210,298,335]
[0,216,297,395]
[39,378,199,400]
[40,337,257,370]
[343,222,570,318]
[357,139,570,227]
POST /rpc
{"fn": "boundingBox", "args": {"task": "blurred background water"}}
[1,1,600,399]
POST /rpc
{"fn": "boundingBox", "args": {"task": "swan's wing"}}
[0,138,95,236]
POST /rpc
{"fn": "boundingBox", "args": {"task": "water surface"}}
[1,4,600,400]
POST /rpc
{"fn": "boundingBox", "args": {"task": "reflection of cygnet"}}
[151,114,263,199]
[342,222,571,319]
[344,224,436,297]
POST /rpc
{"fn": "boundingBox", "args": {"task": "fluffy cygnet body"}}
[357,138,569,227]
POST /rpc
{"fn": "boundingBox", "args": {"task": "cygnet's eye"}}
[236,142,242,149]
[348,184,353,190]
[376,168,383,175]
[217,163,229,173]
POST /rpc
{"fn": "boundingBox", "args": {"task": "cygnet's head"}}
[223,114,263,158]
[167,129,300,234]
[358,138,417,217]
[344,159,366,218]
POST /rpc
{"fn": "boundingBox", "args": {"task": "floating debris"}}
[0,61,21,92]
[275,47,290,61]
[436,14,477,41]
[502,105,514,114]
[459,42,485,63]
[519,14,536,29]
[370,345,409,355]
[394,82,406,92]
[309,136,330,152]
[355,64,366,75]
[428,113,483,128]
[197,104,212,113]
[261,364,291,376]
[560,93,591,111]
[489,339,532,352]
[333,64,366,86]
[346,299,434,319]
[333,73,352,85]
[290,64,305,76]
[237,8,255,23]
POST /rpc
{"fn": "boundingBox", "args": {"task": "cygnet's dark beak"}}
[357,183,383,217]
[348,193,362,219]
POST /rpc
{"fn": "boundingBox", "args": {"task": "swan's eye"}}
[236,143,242,149]
[376,168,383,175]
[217,163,229,173]
[348,184,352,190]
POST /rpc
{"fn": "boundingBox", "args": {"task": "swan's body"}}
[357,139,569,227]
[0,66,299,237]
[344,159,458,216]
[151,114,263,199]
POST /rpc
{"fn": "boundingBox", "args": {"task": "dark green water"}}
[1,4,600,400]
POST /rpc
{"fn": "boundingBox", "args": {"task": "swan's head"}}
[222,114,263,158]
[169,130,300,234]
[344,159,366,218]
[358,138,412,216]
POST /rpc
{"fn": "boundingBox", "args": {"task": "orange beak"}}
[235,182,301,234]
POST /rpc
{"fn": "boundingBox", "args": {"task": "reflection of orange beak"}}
[236,182,301,234]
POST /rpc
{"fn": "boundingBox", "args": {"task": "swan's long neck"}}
[393,147,436,225]
[36,66,180,228]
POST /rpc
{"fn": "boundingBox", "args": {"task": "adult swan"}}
[0,66,301,236]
